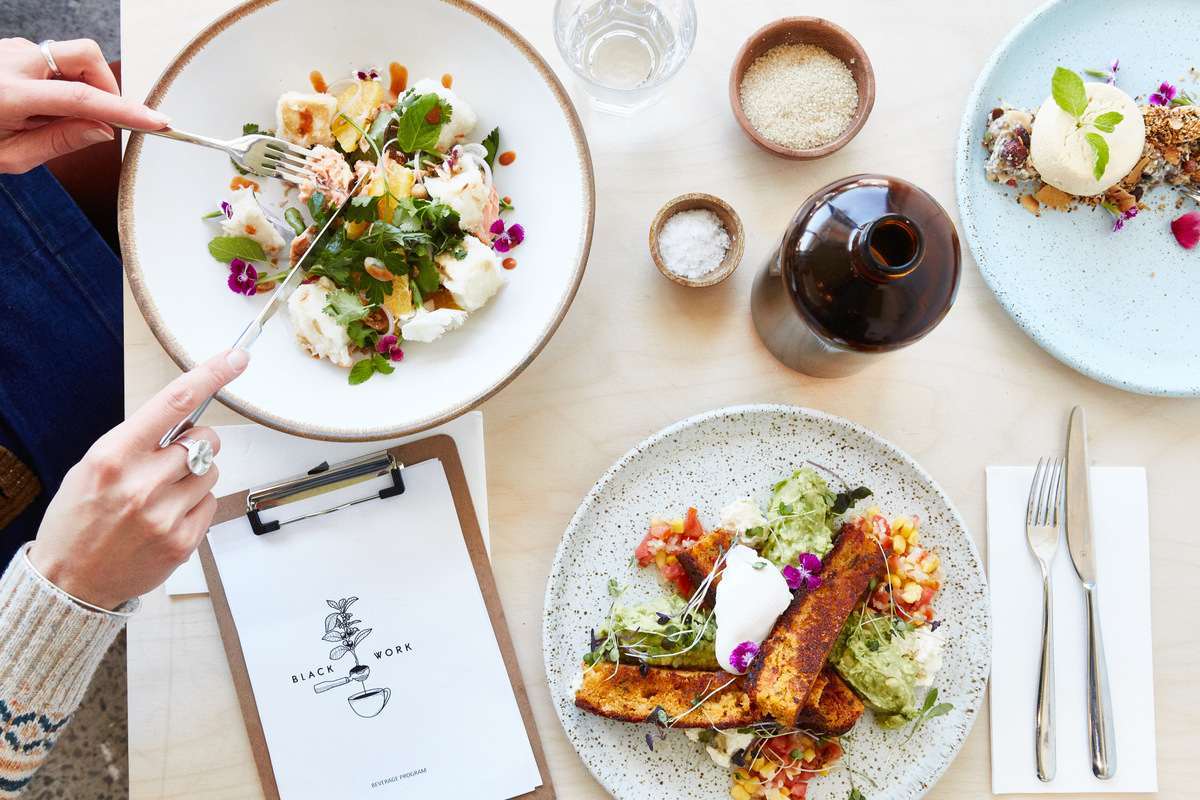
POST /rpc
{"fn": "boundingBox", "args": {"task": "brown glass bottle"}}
[751,174,961,377]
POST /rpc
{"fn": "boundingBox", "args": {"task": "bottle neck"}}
[851,213,924,281]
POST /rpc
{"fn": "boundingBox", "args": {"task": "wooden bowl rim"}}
[648,192,746,288]
[728,16,876,161]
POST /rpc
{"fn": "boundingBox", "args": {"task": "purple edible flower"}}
[221,200,233,219]
[645,733,655,752]
[376,333,404,362]
[782,552,824,591]
[1107,58,1119,85]
[1149,81,1177,106]
[929,620,943,632]
[729,640,759,672]
[655,612,671,625]
[356,68,379,81]
[490,219,526,253]
[1105,202,1138,232]
[227,258,257,296]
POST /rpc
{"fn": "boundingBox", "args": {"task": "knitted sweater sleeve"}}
[0,545,131,797]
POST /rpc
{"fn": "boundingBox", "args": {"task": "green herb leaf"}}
[207,235,266,263]
[200,209,224,220]
[1085,131,1110,180]
[1170,92,1194,107]
[607,578,622,598]
[1091,111,1124,133]
[1051,66,1088,119]
[394,93,450,153]
[346,320,378,349]
[307,191,330,227]
[348,359,377,385]
[849,790,867,800]
[284,207,307,236]
[498,195,514,212]
[344,194,380,223]
[323,288,370,325]
[921,687,939,714]
[926,702,954,720]
[481,126,500,169]
[1083,68,1111,79]
[371,353,395,376]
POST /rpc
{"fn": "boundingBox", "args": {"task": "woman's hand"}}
[0,37,169,174]
[28,350,250,610]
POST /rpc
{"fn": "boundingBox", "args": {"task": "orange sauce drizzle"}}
[229,176,260,192]
[425,105,442,125]
[309,70,327,93]
[498,150,516,166]
[502,257,517,270]
[441,73,453,89]
[388,62,408,100]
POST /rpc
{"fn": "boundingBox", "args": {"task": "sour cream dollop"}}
[714,544,793,674]
[719,498,767,534]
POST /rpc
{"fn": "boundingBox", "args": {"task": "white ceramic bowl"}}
[120,0,594,440]
[544,405,990,800]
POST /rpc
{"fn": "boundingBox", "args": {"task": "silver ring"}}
[173,436,214,477]
[38,40,63,79]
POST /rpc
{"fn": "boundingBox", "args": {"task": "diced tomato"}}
[659,560,694,598]
[633,522,672,567]
[682,506,705,539]
[632,510,707,596]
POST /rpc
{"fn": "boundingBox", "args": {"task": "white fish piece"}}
[221,187,286,257]
[411,78,477,151]
[424,159,498,239]
[286,278,353,368]
[400,307,469,343]
[437,234,505,313]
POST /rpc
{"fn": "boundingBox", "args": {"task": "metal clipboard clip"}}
[245,450,405,536]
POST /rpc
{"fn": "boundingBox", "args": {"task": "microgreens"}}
[1084,58,1119,85]
[1051,67,1125,180]
[831,486,873,515]
[902,687,954,745]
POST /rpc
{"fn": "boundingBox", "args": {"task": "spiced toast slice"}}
[745,525,885,727]
[676,528,734,607]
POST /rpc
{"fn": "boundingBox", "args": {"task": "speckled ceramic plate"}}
[544,405,990,800]
[956,0,1200,396]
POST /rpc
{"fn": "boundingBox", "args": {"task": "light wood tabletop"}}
[121,1,1199,797]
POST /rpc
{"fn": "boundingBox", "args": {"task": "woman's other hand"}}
[0,37,169,173]
[28,350,251,610]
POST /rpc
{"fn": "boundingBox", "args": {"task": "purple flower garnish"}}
[782,552,824,591]
[645,733,655,752]
[1107,58,1119,85]
[655,612,671,625]
[1149,81,1177,106]
[589,628,600,650]
[227,258,257,296]
[221,200,233,219]
[376,334,404,362]
[490,219,526,253]
[729,640,759,672]
[355,68,379,81]
[929,620,943,632]
[1105,202,1138,233]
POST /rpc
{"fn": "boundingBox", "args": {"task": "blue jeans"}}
[0,167,123,565]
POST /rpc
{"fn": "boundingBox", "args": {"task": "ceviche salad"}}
[202,68,522,384]
[573,467,952,800]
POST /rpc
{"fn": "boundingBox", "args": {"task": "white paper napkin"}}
[986,466,1157,794]
[165,411,488,595]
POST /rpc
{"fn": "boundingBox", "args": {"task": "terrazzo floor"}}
[1,3,127,799]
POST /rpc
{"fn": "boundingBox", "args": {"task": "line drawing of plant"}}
[323,596,372,666]
[313,597,390,718]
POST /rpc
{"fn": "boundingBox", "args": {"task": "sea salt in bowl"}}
[649,193,744,287]
[729,17,875,160]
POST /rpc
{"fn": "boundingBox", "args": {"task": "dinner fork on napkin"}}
[986,465,1158,794]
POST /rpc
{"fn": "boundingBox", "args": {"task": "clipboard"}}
[197,434,554,799]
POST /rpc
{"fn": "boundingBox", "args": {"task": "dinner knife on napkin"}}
[158,175,366,448]
[1065,405,1117,780]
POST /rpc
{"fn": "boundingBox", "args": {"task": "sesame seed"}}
[739,44,859,151]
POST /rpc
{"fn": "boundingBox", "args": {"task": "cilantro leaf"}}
[323,288,370,325]
[1085,131,1110,180]
[307,191,330,227]
[481,126,500,169]
[344,194,380,223]
[1051,67,1088,119]
[1092,111,1123,133]
[208,235,265,263]
[394,93,451,153]
[346,320,378,349]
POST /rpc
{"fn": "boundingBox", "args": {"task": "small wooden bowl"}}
[729,17,875,160]
[649,193,745,288]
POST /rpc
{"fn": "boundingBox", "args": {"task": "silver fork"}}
[116,125,315,186]
[1178,186,1200,205]
[1026,456,1065,783]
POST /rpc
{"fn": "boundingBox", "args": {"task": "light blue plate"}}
[956,0,1200,396]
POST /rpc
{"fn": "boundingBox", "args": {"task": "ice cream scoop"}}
[1030,82,1145,196]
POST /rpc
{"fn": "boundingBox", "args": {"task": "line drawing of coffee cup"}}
[347,686,392,718]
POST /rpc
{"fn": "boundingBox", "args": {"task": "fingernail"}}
[147,110,171,127]
[226,349,250,372]
[83,128,114,145]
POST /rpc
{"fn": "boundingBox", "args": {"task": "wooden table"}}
[121,1,1199,797]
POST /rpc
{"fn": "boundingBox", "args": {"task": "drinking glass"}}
[553,0,697,115]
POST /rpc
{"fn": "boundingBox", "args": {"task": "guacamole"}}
[590,595,718,670]
[830,610,921,728]
[741,468,838,567]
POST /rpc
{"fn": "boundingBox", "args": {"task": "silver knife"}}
[158,176,366,448]
[1065,405,1117,780]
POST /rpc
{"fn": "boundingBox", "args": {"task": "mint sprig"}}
[1049,67,1125,183]
[902,686,954,745]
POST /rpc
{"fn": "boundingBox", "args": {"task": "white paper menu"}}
[207,458,541,799]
